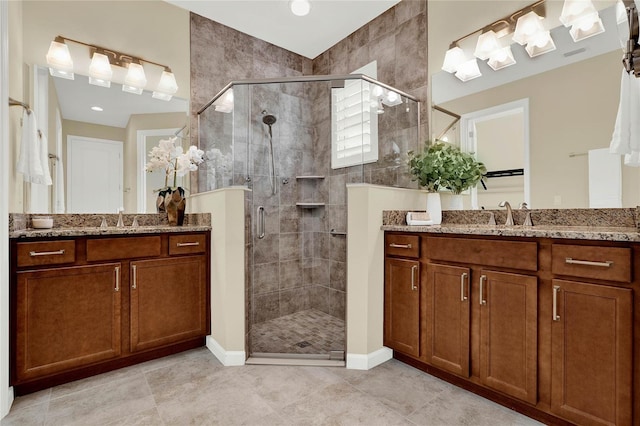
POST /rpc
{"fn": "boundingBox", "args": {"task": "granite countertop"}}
[381,224,640,242]
[9,213,212,239]
[10,224,211,239]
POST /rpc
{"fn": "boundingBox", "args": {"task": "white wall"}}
[346,184,426,369]
[188,187,248,366]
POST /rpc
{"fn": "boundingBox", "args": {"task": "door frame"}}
[137,128,179,213]
[460,98,530,209]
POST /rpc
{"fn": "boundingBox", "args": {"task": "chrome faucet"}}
[498,201,514,226]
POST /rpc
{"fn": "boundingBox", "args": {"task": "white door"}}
[67,135,123,213]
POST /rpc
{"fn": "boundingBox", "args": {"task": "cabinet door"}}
[384,258,420,357]
[130,255,208,352]
[551,279,632,426]
[15,264,122,382]
[425,263,471,377]
[479,270,537,404]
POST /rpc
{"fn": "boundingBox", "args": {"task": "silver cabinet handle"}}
[176,242,200,247]
[114,266,120,292]
[460,272,468,301]
[565,257,613,267]
[479,275,487,305]
[389,243,412,249]
[30,249,65,257]
[411,265,418,291]
[131,265,137,290]
[553,285,561,321]
[257,206,265,239]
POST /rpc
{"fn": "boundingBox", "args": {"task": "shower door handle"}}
[257,206,265,239]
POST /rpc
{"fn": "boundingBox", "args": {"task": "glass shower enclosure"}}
[198,75,420,363]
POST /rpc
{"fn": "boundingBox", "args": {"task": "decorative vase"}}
[426,192,442,225]
[447,193,464,210]
[164,187,186,226]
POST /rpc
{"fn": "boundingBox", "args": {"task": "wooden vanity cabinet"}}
[384,232,638,426]
[383,234,420,357]
[10,231,210,395]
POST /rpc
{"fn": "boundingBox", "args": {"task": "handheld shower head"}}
[262,114,277,126]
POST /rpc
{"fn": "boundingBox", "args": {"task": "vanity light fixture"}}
[474,31,516,71]
[560,0,605,42]
[45,35,179,100]
[45,37,74,80]
[290,0,311,16]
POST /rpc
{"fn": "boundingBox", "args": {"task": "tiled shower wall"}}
[190,0,429,351]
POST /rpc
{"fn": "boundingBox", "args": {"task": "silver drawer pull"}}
[131,265,137,290]
[29,249,65,257]
[411,265,418,291]
[389,243,412,249]
[565,258,613,267]
[114,266,120,292]
[460,272,468,301]
[552,285,560,321]
[479,275,487,306]
[176,242,200,247]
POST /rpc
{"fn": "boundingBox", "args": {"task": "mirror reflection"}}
[10,0,190,214]
[429,1,639,210]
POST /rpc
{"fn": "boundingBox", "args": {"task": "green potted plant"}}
[408,141,486,221]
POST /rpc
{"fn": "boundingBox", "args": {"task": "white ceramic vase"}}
[448,193,464,210]
[426,192,442,225]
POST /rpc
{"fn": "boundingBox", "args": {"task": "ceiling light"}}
[122,62,147,95]
[153,69,179,101]
[45,38,74,80]
[290,0,311,16]
[91,106,103,112]
[442,46,466,73]
[88,52,113,88]
[455,58,482,82]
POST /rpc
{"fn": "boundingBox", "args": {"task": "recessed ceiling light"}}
[290,0,311,16]
[91,106,103,112]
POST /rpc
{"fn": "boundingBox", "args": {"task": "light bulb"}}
[290,0,311,16]
[45,40,74,80]
[88,52,112,88]
[122,62,147,95]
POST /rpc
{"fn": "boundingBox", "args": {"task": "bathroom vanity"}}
[383,221,639,426]
[9,221,211,395]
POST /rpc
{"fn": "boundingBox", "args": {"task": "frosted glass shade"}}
[474,31,501,60]
[524,31,556,57]
[487,46,516,70]
[513,11,546,45]
[88,52,112,88]
[46,40,74,80]
[122,62,147,95]
[568,13,605,41]
[560,0,598,26]
[152,70,179,101]
[442,46,466,73]
[455,58,482,82]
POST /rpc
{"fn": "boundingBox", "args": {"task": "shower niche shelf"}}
[295,175,325,180]
[296,202,326,209]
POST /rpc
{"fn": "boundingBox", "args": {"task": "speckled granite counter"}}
[9,213,211,239]
[381,224,640,242]
[382,208,640,242]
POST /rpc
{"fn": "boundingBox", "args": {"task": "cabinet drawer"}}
[425,237,537,271]
[87,236,162,261]
[385,234,419,258]
[16,240,76,268]
[169,234,207,255]
[551,244,631,283]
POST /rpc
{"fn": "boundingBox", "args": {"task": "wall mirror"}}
[12,0,190,214]
[429,0,640,210]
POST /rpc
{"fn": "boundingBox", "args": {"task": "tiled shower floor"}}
[250,309,345,356]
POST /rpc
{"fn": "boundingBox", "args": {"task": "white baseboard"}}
[346,347,393,370]
[206,336,245,366]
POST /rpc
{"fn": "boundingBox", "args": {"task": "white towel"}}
[54,156,65,213]
[610,0,640,166]
[16,109,43,182]
[588,148,622,208]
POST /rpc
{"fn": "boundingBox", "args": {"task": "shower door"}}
[246,82,346,361]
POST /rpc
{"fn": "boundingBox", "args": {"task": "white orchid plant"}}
[145,136,205,190]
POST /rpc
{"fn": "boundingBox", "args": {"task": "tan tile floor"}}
[1,347,543,426]
[249,309,345,355]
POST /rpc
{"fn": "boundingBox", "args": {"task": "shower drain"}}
[295,341,312,348]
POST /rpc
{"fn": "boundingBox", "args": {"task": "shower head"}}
[262,113,277,126]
